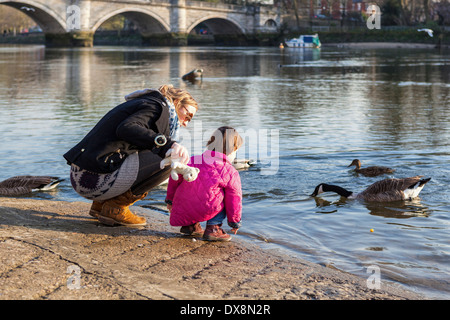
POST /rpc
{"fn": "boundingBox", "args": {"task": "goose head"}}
[310,183,354,198]
[310,183,325,197]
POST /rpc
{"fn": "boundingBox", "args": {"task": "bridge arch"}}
[0,0,66,33]
[187,16,245,35]
[187,16,249,45]
[91,7,170,35]
[264,19,277,27]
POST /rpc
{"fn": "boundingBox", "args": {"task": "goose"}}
[0,176,64,196]
[348,159,395,177]
[233,158,256,171]
[181,68,203,82]
[310,176,431,202]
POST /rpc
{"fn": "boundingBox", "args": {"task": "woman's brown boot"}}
[89,200,104,218]
[98,190,148,226]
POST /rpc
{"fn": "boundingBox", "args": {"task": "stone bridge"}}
[0,0,280,46]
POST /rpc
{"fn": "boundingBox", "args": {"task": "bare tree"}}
[435,0,450,25]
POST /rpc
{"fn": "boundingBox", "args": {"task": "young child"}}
[165,126,243,241]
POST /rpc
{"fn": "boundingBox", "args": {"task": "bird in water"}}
[348,159,395,177]
[181,68,203,83]
[310,176,431,202]
[232,158,256,171]
[0,176,64,196]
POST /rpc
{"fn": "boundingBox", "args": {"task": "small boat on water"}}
[284,34,321,48]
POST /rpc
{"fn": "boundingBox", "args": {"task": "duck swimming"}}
[348,159,395,177]
[0,176,64,196]
[310,176,431,202]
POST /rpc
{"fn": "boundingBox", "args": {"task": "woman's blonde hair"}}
[159,84,198,111]
[206,126,243,156]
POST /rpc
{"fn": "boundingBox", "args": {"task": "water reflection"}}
[365,200,431,218]
[278,47,321,66]
[313,196,347,210]
[313,196,431,219]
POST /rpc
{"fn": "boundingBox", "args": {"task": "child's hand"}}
[167,204,172,212]
[230,228,239,235]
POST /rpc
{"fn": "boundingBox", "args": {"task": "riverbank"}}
[1,27,449,48]
[314,28,448,48]
[0,197,424,302]
[322,41,449,49]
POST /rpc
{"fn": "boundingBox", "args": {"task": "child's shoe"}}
[203,224,231,241]
[180,222,204,237]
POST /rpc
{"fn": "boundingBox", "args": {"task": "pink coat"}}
[166,150,242,227]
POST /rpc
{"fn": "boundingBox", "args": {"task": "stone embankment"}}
[0,197,423,301]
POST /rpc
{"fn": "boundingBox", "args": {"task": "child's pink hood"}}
[166,150,242,227]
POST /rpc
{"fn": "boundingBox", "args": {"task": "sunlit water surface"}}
[0,44,449,298]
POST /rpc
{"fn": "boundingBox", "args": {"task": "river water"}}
[0,44,449,299]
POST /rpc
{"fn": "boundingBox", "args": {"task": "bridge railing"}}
[195,0,274,4]
[183,0,275,13]
[128,0,274,6]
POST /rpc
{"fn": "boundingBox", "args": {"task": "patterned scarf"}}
[125,88,180,140]
[164,97,180,141]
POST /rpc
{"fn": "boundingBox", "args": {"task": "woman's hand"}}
[170,143,190,164]
[167,204,172,213]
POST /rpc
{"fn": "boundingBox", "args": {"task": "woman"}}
[64,84,198,227]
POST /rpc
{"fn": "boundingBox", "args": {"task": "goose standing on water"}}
[348,159,395,177]
[0,176,63,196]
[310,176,431,202]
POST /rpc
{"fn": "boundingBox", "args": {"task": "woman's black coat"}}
[63,91,175,173]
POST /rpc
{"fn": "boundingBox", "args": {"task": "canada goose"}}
[182,69,203,82]
[310,176,431,202]
[233,158,256,171]
[0,176,64,196]
[348,159,395,177]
